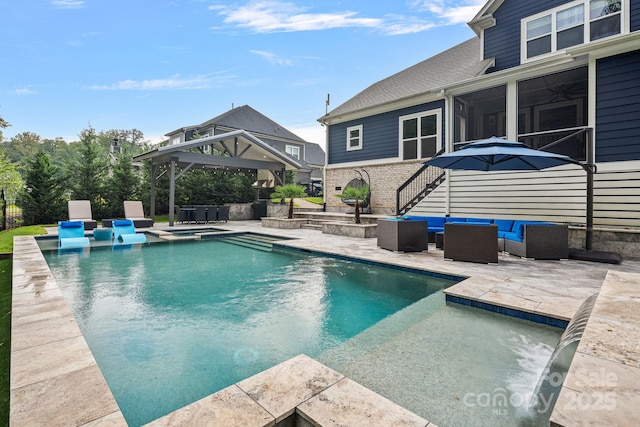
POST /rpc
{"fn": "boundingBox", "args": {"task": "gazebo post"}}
[169,159,176,226]
[150,164,157,220]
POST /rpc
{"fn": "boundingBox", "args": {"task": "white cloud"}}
[15,87,36,95]
[213,1,382,33]
[250,50,294,66]
[88,73,236,90]
[209,0,482,35]
[410,0,485,25]
[51,0,85,9]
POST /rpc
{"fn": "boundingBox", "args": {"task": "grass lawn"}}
[0,258,11,425]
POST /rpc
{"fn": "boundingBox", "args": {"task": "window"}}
[346,125,363,151]
[522,0,622,61]
[590,0,621,40]
[399,110,441,160]
[171,137,181,145]
[285,145,300,159]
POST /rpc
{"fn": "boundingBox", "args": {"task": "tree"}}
[105,152,140,218]
[273,184,307,219]
[67,127,109,217]
[0,152,23,201]
[0,114,9,141]
[335,185,369,224]
[18,151,66,225]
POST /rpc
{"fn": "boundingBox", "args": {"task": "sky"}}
[0,0,486,148]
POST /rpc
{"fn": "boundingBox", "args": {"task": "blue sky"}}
[1,0,485,147]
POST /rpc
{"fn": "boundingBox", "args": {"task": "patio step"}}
[301,223,323,231]
[218,235,273,252]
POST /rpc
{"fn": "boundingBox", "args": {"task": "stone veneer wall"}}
[325,160,424,213]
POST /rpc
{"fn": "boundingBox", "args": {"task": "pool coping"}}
[10,223,640,426]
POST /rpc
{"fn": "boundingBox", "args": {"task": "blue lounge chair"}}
[58,221,90,249]
[112,219,147,245]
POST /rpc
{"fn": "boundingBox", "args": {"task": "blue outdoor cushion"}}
[446,217,467,223]
[493,219,515,232]
[425,216,445,227]
[60,221,83,228]
[113,219,134,227]
[466,217,492,224]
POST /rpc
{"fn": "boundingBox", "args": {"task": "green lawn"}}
[0,225,48,253]
[0,258,11,426]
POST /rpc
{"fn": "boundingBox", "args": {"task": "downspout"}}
[442,89,452,216]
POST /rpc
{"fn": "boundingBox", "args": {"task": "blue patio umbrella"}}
[423,136,584,171]
[423,137,612,260]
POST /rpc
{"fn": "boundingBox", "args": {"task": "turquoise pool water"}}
[43,239,454,426]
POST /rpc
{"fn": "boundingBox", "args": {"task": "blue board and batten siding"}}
[596,49,640,163]
[483,0,567,72]
[327,100,445,164]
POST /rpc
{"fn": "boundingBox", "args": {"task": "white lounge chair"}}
[124,201,154,228]
[68,200,97,230]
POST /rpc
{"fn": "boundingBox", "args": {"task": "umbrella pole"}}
[586,166,594,251]
[585,129,595,251]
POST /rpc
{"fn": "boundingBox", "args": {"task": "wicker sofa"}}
[403,215,568,260]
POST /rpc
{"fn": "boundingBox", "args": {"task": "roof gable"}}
[320,37,493,121]
[200,105,305,143]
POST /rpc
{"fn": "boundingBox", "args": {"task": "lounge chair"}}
[112,219,147,245]
[58,221,90,249]
[68,200,97,230]
[124,201,154,228]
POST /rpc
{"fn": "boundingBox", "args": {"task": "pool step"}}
[218,236,273,252]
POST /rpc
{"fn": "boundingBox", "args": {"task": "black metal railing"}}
[1,190,21,231]
[396,148,446,216]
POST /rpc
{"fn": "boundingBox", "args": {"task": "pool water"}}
[43,239,454,426]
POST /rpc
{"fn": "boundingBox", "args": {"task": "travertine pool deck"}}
[10,220,640,426]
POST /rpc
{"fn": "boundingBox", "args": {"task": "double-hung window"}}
[399,110,441,160]
[286,145,300,159]
[346,125,363,151]
[523,0,622,61]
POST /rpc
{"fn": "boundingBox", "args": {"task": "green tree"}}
[273,184,307,219]
[3,132,42,167]
[105,152,140,217]
[18,151,66,225]
[335,185,369,224]
[0,152,23,201]
[0,114,9,141]
[67,127,109,217]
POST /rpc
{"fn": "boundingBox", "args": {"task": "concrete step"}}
[301,224,323,231]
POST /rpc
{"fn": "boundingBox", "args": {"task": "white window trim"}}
[346,125,363,151]
[520,0,627,63]
[398,109,442,160]
[286,144,301,159]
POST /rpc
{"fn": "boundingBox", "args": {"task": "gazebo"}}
[133,129,303,225]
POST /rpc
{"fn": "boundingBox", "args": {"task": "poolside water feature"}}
[526,293,598,418]
[39,237,568,427]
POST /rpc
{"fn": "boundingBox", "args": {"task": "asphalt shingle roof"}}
[200,105,306,143]
[322,37,493,120]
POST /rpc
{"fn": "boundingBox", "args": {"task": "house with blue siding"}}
[319,0,640,235]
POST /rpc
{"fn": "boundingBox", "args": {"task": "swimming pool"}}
[46,241,561,425]
[42,238,455,426]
